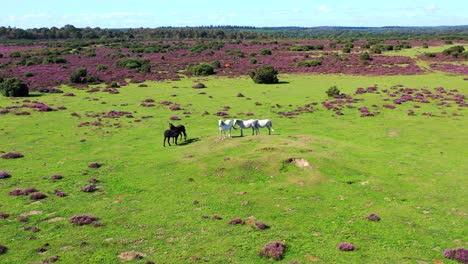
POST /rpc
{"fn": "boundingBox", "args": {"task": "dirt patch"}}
[21,210,42,217]
[118,251,147,262]
[388,130,398,137]
[287,158,310,168]
[45,217,65,223]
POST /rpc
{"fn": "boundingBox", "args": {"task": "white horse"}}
[232,119,259,137]
[257,119,274,135]
[218,119,233,140]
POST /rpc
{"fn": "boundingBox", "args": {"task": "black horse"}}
[163,129,181,147]
[169,123,187,142]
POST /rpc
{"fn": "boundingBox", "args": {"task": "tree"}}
[0,78,29,97]
[249,65,279,84]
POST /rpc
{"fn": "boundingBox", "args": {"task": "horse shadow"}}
[177,137,200,146]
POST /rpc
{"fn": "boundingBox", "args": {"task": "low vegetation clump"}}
[0,244,7,255]
[189,63,215,76]
[259,242,285,260]
[30,192,47,200]
[70,215,98,226]
[249,65,279,84]
[69,67,100,84]
[116,58,151,72]
[0,171,11,179]
[0,78,29,97]
[338,243,356,251]
[228,218,244,225]
[192,83,206,89]
[367,213,381,221]
[326,85,341,97]
[297,60,322,67]
[87,162,102,169]
[443,248,468,263]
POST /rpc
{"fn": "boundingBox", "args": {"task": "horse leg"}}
[268,126,271,135]
[241,128,244,137]
[175,136,178,145]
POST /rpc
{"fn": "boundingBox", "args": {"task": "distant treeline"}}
[1,25,467,41]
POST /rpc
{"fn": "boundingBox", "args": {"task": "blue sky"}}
[1,0,466,29]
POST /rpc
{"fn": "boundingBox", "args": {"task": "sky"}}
[0,0,466,29]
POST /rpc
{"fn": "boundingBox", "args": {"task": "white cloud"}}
[424,4,439,11]
[318,5,329,12]
[292,8,302,13]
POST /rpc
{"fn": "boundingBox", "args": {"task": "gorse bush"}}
[69,67,100,84]
[442,46,465,57]
[0,77,29,97]
[297,60,322,67]
[116,58,151,73]
[189,63,215,76]
[326,85,341,97]
[249,65,279,84]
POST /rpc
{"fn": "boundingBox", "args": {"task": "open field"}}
[1,72,467,263]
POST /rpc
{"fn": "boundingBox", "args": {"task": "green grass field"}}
[0,73,467,263]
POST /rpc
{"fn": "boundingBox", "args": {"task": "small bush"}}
[249,65,279,84]
[0,244,7,255]
[359,52,372,61]
[0,171,11,179]
[338,243,356,251]
[367,213,381,221]
[443,247,468,263]
[189,63,215,76]
[326,85,341,97]
[249,58,257,64]
[260,49,272,55]
[259,242,285,260]
[0,78,29,97]
[1,152,24,159]
[70,214,97,226]
[116,58,151,72]
[297,60,321,67]
[192,83,206,89]
[30,192,47,200]
[96,64,108,71]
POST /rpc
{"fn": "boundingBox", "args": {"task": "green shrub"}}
[0,77,29,97]
[359,52,372,61]
[226,49,245,58]
[297,60,321,67]
[116,58,151,72]
[249,65,279,84]
[9,51,21,58]
[260,49,272,55]
[342,47,351,53]
[24,72,34,77]
[189,63,215,76]
[96,64,108,71]
[424,52,437,58]
[442,46,465,57]
[210,60,221,68]
[326,85,340,98]
[250,58,257,64]
[70,67,88,83]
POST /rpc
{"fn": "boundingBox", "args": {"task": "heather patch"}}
[1,152,24,159]
[0,171,11,179]
[259,242,285,260]
[443,247,468,263]
[70,215,98,226]
[338,243,356,251]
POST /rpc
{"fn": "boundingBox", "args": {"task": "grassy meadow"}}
[0,73,467,263]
